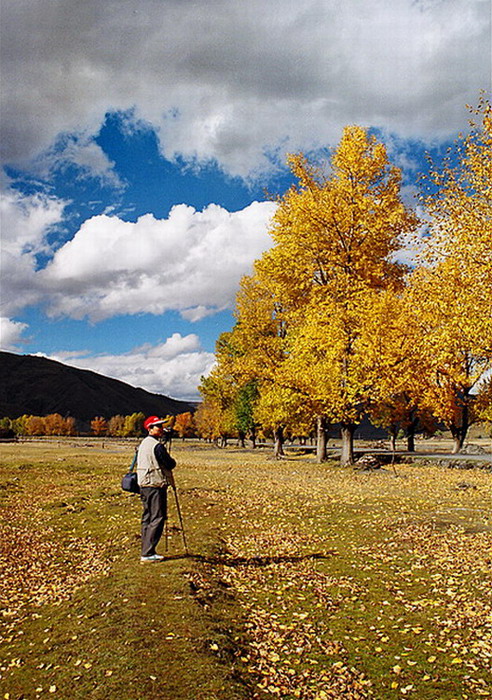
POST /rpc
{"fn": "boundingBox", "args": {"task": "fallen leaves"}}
[183,456,492,699]
[1,442,492,698]
[0,517,110,629]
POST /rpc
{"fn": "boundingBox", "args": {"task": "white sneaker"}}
[140,554,164,562]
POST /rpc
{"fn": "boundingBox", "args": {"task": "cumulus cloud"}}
[0,189,275,334]
[45,333,215,400]
[0,186,66,314]
[0,317,29,351]
[1,0,489,178]
[0,187,65,257]
[40,200,277,321]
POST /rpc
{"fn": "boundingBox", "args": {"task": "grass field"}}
[0,440,491,699]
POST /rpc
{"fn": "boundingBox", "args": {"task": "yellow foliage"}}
[419,95,492,285]
[409,99,492,447]
[257,128,417,435]
[475,377,492,425]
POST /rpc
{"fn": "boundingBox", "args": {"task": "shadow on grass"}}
[160,551,337,567]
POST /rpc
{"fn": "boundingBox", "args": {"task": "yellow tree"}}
[475,377,492,431]
[108,414,125,436]
[362,288,438,451]
[232,273,307,457]
[194,399,221,442]
[419,95,491,293]
[12,415,29,435]
[122,412,146,437]
[407,263,490,452]
[198,334,239,447]
[254,383,314,456]
[413,97,492,452]
[258,127,417,464]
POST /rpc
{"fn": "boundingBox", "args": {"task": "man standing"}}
[137,416,176,562]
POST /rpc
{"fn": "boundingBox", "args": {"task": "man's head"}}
[144,415,173,438]
[144,415,166,435]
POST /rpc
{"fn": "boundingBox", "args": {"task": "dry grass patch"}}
[0,442,491,699]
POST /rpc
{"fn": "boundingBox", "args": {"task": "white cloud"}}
[39,201,277,321]
[0,187,66,314]
[0,187,65,257]
[1,0,489,178]
[46,333,215,400]
[0,189,275,326]
[0,317,29,350]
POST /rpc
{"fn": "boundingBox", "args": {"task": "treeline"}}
[89,412,196,438]
[0,414,77,437]
[198,98,492,463]
[0,412,197,438]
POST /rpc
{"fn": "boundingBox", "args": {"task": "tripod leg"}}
[172,486,188,554]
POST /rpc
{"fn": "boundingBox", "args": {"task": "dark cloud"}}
[1,0,489,176]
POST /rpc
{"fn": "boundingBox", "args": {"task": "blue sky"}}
[1,0,490,400]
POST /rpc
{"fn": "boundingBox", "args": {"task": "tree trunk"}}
[237,431,246,448]
[316,415,328,463]
[450,425,467,453]
[450,401,469,454]
[340,423,355,466]
[405,417,417,452]
[389,428,397,453]
[274,426,285,459]
[250,426,257,449]
[406,430,415,452]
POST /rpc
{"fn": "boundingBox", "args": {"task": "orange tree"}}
[91,416,109,436]
[194,400,219,442]
[174,412,196,439]
[25,415,48,436]
[40,413,76,436]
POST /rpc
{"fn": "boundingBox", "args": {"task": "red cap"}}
[143,415,166,431]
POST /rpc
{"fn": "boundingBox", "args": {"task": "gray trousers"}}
[140,486,168,556]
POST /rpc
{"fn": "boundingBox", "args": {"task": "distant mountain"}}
[0,351,196,423]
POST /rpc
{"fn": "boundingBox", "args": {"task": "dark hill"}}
[0,351,195,422]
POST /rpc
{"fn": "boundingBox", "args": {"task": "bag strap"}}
[129,447,138,472]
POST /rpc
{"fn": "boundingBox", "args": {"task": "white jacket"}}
[137,435,172,488]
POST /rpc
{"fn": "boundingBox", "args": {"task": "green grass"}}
[1,441,491,699]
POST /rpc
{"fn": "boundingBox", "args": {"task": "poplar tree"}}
[257,127,416,464]
[198,333,240,446]
[413,97,492,452]
[233,273,298,457]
